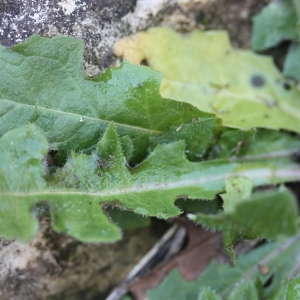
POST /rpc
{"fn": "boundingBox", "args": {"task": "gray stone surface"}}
[0,0,269,75]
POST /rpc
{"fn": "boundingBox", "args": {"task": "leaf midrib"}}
[1,99,162,135]
[3,165,300,198]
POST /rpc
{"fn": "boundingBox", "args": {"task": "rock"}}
[0,0,269,76]
[0,217,168,300]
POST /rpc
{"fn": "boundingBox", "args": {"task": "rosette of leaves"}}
[1,34,300,246]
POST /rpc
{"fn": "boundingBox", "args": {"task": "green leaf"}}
[284,42,300,81]
[241,129,300,160]
[211,128,300,162]
[2,124,300,242]
[219,177,253,262]
[149,118,220,161]
[209,129,255,160]
[251,0,298,51]
[0,34,215,163]
[148,234,300,299]
[147,269,198,300]
[120,297,133,300]
[0,124,48,241]
[189,188,299,241]
[198,287,221,300]
[221,177,253,213]
[227,280,258,300]
[114,27,300,133]
[286,276,300,299]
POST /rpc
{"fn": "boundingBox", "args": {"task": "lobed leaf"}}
[1,124,300,242]
[0,34,216,163]
[114,27,300,133]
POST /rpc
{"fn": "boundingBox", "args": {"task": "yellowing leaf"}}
[114,27,300,133]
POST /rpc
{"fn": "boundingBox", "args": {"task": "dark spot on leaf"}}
[283,82,291,90]
[140,59,148,66]
[251,75,265,87]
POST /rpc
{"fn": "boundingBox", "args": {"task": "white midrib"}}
[2,99,162,135]
[3,165,300,198]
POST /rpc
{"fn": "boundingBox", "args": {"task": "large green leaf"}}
[147,234,300,299]
[114,27,300,133]
[0,34,216,163]
[2,124,300,242]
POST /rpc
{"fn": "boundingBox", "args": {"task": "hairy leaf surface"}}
[190,188,298,243]
[114,27,300,133]
[286,276,300,299]
[0,124,48,240]
[0,34,216,163]
[198,287,221,300]
[2,124,300,242]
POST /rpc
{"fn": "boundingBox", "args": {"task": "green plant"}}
[1,7,300,297]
